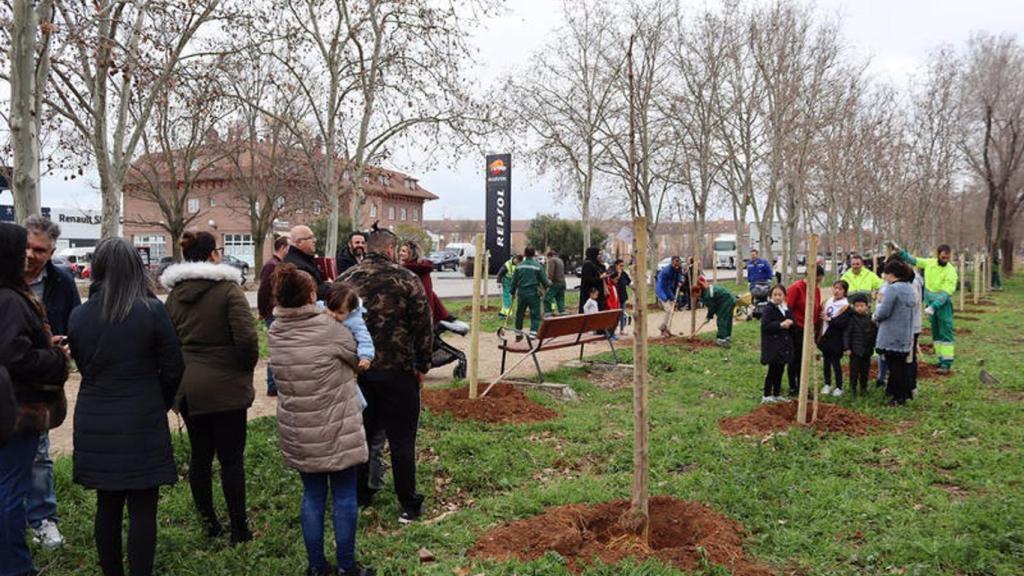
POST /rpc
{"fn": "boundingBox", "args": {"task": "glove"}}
[924,306,934,316]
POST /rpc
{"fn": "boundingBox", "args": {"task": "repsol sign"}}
[485,154,511,274]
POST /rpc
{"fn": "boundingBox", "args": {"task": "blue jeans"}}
[265,318,277,395]
[27,431,57,528]
[878,354,888,383]
[1,431,40,576]
[299,468,358,572]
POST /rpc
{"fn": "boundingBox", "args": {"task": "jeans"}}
[300,468,358,572]
[357,370,424,514]
[182,405,248,533]
[95,488,159,576]
[27,431,58,528]
[877,354,888,383]
[264,318,277,395]
[0,431,40,576]
[366,429,387,491]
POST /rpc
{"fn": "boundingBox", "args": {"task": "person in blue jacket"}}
[745,249,773,289]
[656,257,684,336]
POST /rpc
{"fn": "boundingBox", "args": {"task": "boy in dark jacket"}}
[844,293,877,394]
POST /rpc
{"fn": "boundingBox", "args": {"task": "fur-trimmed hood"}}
[161,262,242,305]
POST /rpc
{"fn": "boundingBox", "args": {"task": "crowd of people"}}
[0,210,966,576]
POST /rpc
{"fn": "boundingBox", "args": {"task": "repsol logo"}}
[495,188,506,248]
[58,213,101,225]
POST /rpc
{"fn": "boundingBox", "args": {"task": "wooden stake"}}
[631,216,650,542]
[483,250,490,310]
[811,352,820,424]
[690,240,699,339]
[797,234,819,425]
[958,253,965,312]
[468,234,484,399]
[973,252,981,305]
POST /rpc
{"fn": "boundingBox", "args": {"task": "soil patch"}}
[919,342,934,354]
[921,327,973,336]
[932,482,970,500]
[953,314,980,322]
[584,368,634,390]
[659,336,719,352]
[719,401,884,437]
[469,496,773,576]
[916,363,954,380]
[422,383,559,424]
[962,307,993,314]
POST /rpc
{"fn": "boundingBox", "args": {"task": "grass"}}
[36,279,1024,575]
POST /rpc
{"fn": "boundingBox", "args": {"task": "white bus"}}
[713,234,737,269]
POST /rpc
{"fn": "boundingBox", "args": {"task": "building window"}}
[412,208,419,221]
[378,174,386,186]
[312,200,322,215]
[400,207,407,221]
[188,198,200,214]
[387,206,395,220]
[209,195,216,207]
[275,196,285,210]
[370,204,378,218]
[134,235,167,261]
[222,233,255,267]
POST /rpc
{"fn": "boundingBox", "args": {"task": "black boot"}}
[201,514,222,538]
[336,566,376,576]
[229,525,253,546]
[306,566,334,576]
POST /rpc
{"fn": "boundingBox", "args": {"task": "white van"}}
[712,234,737,269]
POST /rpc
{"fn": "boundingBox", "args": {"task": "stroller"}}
[749,281,773,320]
[431,319,469,379]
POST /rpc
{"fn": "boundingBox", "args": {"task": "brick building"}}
[123,144,437,266]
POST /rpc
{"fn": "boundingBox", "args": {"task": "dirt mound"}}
[659,336,719,352]
[584,368,634,390]
[921,327,973,336]
[422,383,559,424]
[916,363,954,380]
[469,496,774,576]
[719,401,884,437]
[953,314,980,322]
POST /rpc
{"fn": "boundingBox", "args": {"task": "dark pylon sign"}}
[485,154,511,275]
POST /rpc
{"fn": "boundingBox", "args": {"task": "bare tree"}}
[44,0,222,238]
[511,0,617,261]
[122,62,233,261]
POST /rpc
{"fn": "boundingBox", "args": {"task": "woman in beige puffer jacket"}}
[267,263,372,576]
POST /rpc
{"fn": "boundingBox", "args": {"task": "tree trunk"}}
[100,173,123,238]
[10,0,42,220]
[581,189,592,260]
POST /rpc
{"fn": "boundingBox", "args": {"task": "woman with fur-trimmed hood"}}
[161,231,259,545]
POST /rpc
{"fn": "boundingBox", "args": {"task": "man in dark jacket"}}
[334,231,367,275]
[543,250,567,315]
[283,225,330,300]
[257,236,290,396]
[338,227,432,524]
[23,216,80,548]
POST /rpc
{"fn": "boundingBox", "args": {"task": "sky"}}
[9,0,1024,221]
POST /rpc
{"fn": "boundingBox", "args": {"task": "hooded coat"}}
[578,247,606,313]
[268,304,368,473]
[162,262,259,416]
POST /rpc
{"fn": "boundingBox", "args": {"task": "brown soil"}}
[916,363,954,380]
[421,383,559,424]
[919,342,934,354]
[659,335,720,352]
[921,327,973,336]
[584,368,634,390]
[719,401,884,437]
[962,307,993,314]
[953,314,980,322]
[469,496,774,576]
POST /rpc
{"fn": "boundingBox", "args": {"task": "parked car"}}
[51,256,77,277]
[427,250,460,272]
[222,254,250,285]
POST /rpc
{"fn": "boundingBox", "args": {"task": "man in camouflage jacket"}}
[337,228,433,522]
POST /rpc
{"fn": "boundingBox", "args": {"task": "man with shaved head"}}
[283,224,330,300]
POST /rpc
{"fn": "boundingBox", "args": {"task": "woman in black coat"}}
[68,238,184,576]
[760,285,794,402]
[577,247,607,313]
[0,223,68,576]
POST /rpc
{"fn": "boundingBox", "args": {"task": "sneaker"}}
[761,396,774,404]
[398,509,421,525]
[820,385,833,396]
[307,566,334,576]
[715,338,731,348]
[772,396,789,403]
[936,366,950,374]
[609,334,619,341]
[832,387,843,397]
[337,566,376,576]
[32,519,64,549]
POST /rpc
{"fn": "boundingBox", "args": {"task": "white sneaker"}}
[761,396,774,404]
[32,518,64,549]
[772,396,789,403]
[821,385,833,396]
[832,387,843,397]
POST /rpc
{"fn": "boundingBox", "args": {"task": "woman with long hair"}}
[873,259,917,406]
[162,231,259,544]
[268,264,374,576]
[68,237,184,576]
[399,240,448,324]
[0,222,69,576]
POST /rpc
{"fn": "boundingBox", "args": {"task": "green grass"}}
[37,279,1024,575]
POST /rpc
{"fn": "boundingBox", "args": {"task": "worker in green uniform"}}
[511,247,550,335]
[496,254,522,318]
[692,276,737,347]
[891,242,958,372]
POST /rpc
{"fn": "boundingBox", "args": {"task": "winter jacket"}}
[698,285,736,320]
[547,256,566,285]
[898,250,957,297]
[284,246,330,301]
[342,305,375,361]
[746,257,773,284]
[268,304,368,474]
[760,303,794,365]
[403,258,449,324]
[872,280,916,353]
[578,259,606,312]
[337,253,433,374]
[40,260,82,336]
[68,295,184,490]
[615,271,632,308]
[162,262,259,416]
[511,257,549,295]
[257,255,282,320]
[656,265,683,302]
[840,267,884,296]
[911,273,923,335]
[844,312,876,358]
[817,306,851,356]
[335,248,361,277]
[0,288,68,434]
[786,279,822,333]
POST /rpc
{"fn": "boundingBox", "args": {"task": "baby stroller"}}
[432,319,469,379]
[749,281,773,320]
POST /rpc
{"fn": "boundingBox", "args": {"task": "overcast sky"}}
[10,0,1024,220]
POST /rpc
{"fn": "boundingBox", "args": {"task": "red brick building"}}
[123,146,437,266]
